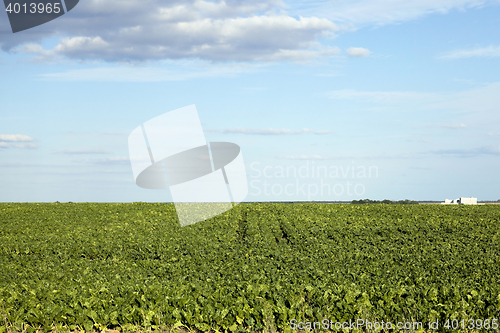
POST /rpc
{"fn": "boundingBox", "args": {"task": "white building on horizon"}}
[442,197,477,205]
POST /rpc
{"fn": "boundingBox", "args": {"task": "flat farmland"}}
[0,203,499,332]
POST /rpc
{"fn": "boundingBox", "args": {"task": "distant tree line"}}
[351,199,419,205]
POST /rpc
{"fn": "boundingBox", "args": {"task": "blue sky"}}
[1,0,499,202]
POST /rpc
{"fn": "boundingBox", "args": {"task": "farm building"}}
[442,197,477,205]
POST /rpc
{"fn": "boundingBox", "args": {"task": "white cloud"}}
[60,149,110,154]
[315,0,497,26]
[441,123,467,129]
[424,123,468,129]
[346,47,371,57]
[323,89,440,103]
[324,83,500,114]
[253,46,341,62]
[39,61,257,82]
[4,0,500,64]
[102,156,131,162]
[209,127,334,135]
[433,146,500,156]
[11,143,39,149]
[93,156,148,165]
[53,37,110,58]
[277,154,328,160]
[439,45,500,59]
[434,82,500,115]
[0,134,35,142]
[7,0,339,63]
[0,135,38,149]
[322,83,500,153]
[0,142,39,149]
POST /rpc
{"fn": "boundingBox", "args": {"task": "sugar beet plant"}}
[0,203,499,332]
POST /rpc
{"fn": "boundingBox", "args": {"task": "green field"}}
[1,203,499,332]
